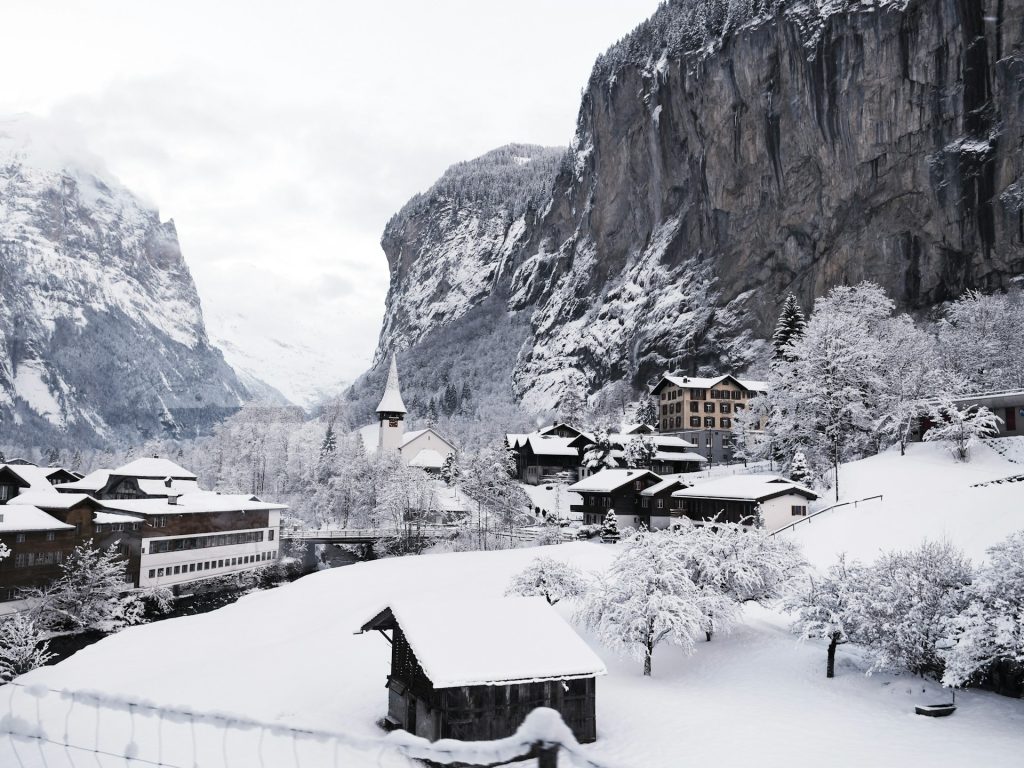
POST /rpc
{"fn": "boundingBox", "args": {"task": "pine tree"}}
[600,509,620,542]
[789,451,810,484]
[460,382,472,408]
[772,293,807,362]
[426,398,439,425]
[442,383,460,416]
[584,429,618,470]
[623,436,656,468]
[633,398,658,427]
[319,423,337,459]
[440,453,460,486]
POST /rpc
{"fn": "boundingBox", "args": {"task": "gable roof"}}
[55,469,111,493]
[110,458,197,480]
[408,449,446,469]
[0,464,71,490]
[7,491,99,511]
[0,505,75,532]
[376,354,407,414]
[651,373,768,395]
[671,474,817,502]
[401,428,456,452]
[568,469,661,493]
[523,435,579,457]
[640,476,691,496]
[360,597,606,688]
[537,423,585,437]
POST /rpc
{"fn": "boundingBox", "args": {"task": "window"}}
[15,534,25,544]
[157,568,165,577]
[46,531,55,541]
[231,558,237,566]
[704,417,715,428]
[14,553,29,568]
[189,563,196,572]
[0,485,13,502]
[791,505,808,517]
[689,401,699,413]
[690,388,705,400]
[269,530,275,541]
[689,416,700,427]
[704,402,715,413]
[641,497,649,508]
[720,418,732,429]
[735,403,745,411]
[675,416,682,429]
[148,569,156,579]
[634,481,642,490]
[218,560,224,567]
[172,566,180,575]
[720,403,731,414]
[732,391,742,400]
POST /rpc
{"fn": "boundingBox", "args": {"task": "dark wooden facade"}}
[513,441,581,485]
[572,472,662,526]
[0,527,78,600]
[677,497,759,526]
[372,619,597,745]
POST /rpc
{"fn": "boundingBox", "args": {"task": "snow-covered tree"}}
[28,541,146,633]
[600,509,620,542]
[462,444,531,548]
[673,521,805,640]
[852,541,972,679]
[506,557,588,605]
[938,288,1024,391]
[0,614,54,681]
[786,555,867,678]
[622,435,656,469]
[559,385,586,424]
[922,398,1002,461]
[788,451,810,484]
[578,530,704,676]
[772,293,806,362]
[439,453,460,486]
[942,531,1024,688]
[583,429,618,470]
[319,422,337,459]
[633,398,658,427]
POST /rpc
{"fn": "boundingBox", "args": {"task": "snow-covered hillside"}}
[0,115,248,444]
[782,440,1024,568]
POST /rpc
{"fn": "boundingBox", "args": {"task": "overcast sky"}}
[2,0,661,403]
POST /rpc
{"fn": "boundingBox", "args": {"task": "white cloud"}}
[0,0,662,403]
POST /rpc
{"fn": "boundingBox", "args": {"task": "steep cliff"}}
[370,0,1024,414]
[0,116,249,446]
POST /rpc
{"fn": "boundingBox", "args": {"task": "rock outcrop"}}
[369,0,1024,413]
[0,117,249,446]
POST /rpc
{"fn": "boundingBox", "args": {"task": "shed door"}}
[407,697,417,733]
[1006,407,1017,432]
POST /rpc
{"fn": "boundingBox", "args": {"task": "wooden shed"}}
[359,597,606,744]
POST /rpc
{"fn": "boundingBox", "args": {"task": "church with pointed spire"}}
[360,353,457,473]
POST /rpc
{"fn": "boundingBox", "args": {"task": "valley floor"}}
[2,442,1023,767]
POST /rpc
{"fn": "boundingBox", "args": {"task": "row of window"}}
[7,532,58,544]
[661,416,733,430]
[662,388,754,401]
[665,401,744,416]
[95,523,141,533]
[13,551,63,568]
[147,550,277,579]
[148,529,272,555]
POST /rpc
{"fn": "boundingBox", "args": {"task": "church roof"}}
[376,354,407,415]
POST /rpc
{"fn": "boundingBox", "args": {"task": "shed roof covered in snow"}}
[360,597,606,688]
[376,354,407,415]
[671,474,817,502]
[569,469,661,493]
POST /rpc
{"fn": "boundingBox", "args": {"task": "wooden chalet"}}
[569,433,707,476]
[568,469,668,529]
[360,597,605,744]
[0,498,77,601]
[507,433,582,485]
[671,474,818,531]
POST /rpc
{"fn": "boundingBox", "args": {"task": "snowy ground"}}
[520,482,583,521]
[2,442,1023,767]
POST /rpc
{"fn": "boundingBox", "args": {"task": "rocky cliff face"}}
[371,0,1024,413]
[0,117,248,446]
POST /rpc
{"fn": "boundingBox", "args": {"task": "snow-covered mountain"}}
[359,0,1024,415]
[0,115,249,446]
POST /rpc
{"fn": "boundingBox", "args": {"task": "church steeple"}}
[376,353,407,453]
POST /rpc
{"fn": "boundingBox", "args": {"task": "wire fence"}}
[0,681,617,768]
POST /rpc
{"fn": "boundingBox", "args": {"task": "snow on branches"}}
[0,614,54,681]
[922,398,1002,461]
[506,556,589,605]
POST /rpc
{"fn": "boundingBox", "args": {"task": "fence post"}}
[536,743,558,768]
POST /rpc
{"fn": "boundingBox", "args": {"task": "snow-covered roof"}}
[55,469,110,492]
[619,422,653,434]
[99,492,287,516]
[640,476,691,496]
[401,428,456,452]
[0,505,75,532]
[654,374,768,393]
[358,423,379,454]
[136,478,201,497]
[569,469,660,493]
[408,449,445,469]
[525,435,579,457]
[94,511,144,525]
[652,451,707,463]
[361,597,606,688]
[1,464,65,490]
[7,491,96,510]
[375,354,407,414]
[506,433,531,449]
[110,458,197,480]
[672,474,817,502]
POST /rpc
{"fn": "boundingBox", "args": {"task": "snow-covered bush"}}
[923,398,1002,461]
[942,531,1024,688]
[786,555,868,678]
[600,510,620,542]
[0,614,54,681]
[578,530,704,676]
[506,557,588,605]
[852,541,973,679]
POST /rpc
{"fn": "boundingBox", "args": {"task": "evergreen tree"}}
[460,382,472,412]
[440,453,460,486]
[772,293,807,362]
[584,429,618,470]
[600,509,620,541]
[44,446,61,467]
[442,383,460,416]
[633,397,658,427]
[319,423,337,459]
[426,398,439,425]
[789,451,810,484]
